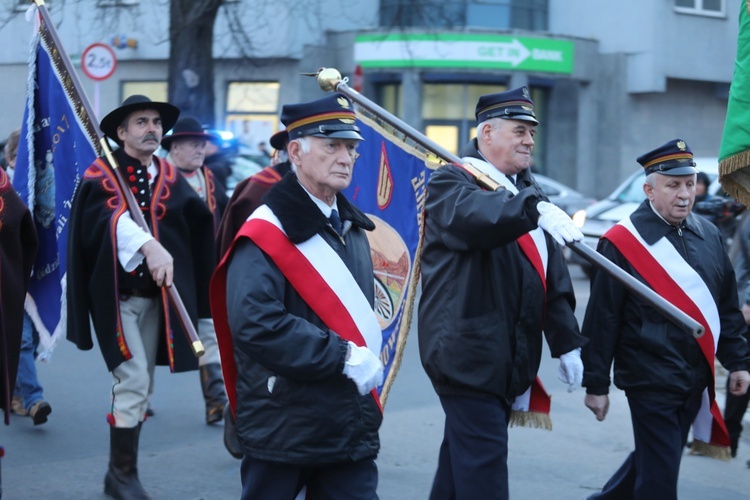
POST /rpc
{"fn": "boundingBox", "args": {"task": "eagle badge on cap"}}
[339,118,356,124]
[677,140,686,150]
[337,97,350,109]
[522,87,531,99]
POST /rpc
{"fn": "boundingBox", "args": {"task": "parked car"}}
[534,173,597,216]
[569,158,744,276]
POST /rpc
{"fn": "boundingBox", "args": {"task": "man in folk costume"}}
[66,95,216,499]
[582,139,750,499]
[211,93,383,498]
[214,128,291,460]
[418,87,587,499]
[161,116,227,426]
[0,166,38,424]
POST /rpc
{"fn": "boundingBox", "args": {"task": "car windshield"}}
[615,172,647,203]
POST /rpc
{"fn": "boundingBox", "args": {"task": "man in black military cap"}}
[66,95,217,499]
[582,139,750,499]
[418,86,587,499]
[211,92,383,498]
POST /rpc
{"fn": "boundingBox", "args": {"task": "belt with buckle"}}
[119,288,160,301]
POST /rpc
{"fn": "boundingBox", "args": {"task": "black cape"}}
[66,154,216,373]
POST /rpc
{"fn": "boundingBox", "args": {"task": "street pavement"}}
[1,265,749,499]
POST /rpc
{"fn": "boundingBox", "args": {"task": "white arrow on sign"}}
[477,38,531,67]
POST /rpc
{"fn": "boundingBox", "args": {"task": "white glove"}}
[342,342,384,396]
[558,347,583,392]
[536,201,583,246]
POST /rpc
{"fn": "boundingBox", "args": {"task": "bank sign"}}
[355,33,573,74]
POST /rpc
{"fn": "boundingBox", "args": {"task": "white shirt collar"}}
[297,179,339,218]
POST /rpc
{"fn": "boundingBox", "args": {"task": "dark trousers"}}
[724,375,750,455]
[430,393,511,500]
[589,391,702,500]
[239,455,378,500]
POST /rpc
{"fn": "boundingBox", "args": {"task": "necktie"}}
[329,209,343,236]
[505,174,517,187]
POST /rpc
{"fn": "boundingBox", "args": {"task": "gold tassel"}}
[509,410,553,431]
[719,149,750,207]
[688,440,732,461]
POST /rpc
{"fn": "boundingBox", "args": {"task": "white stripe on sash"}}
[618,217,720,348]
[250,204,382,356]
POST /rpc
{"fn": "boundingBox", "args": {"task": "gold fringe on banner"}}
[719,149,750,207]
[688,439,732,461]
[509,410,552,431]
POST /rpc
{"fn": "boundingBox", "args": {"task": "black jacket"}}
[225,173,381,465]
[582,201,750,396]
[418,144,586,404]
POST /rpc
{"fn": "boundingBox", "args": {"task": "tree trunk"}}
[167,0,222,128]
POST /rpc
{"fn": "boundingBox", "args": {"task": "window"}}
[422,83,502,155]
[225,82,280,150]
[380,0,547,31]
[377,83,403,117]
[121,81,168,103]
[674,0,724,17]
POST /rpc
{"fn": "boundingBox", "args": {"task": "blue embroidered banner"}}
[344,113,435,405]
[13,21,98,359]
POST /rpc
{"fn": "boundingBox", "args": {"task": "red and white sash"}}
[461,158,551,422]
[210,204,383,414]
[604,216,730,451]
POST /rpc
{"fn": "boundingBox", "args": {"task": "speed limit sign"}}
[81,43,117,81]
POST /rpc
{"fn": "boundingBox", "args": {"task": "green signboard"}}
[355,33,574,74]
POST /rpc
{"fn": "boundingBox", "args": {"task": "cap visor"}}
[310,130,365,141]
[658,165,699,176]
[500,115,539,126]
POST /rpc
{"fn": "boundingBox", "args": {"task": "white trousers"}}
[111,296,160,428]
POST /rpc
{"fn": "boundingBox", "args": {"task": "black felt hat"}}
[637,139,698,176]
[269,130,289,151]
[161,116,218,150]
[475,86,538,125]
[100,95,180,142]
[280,93,363,142]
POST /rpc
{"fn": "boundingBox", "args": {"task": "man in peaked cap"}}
[210,93,383,498]
[582,139,750,498]
[67,95,217,499]
[161,116,229,427]
[418,86,587,499]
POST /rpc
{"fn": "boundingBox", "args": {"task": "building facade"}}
[0,0,738,196]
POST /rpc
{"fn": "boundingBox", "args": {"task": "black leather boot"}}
[104,426,151,499]
[200,363,227,425]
